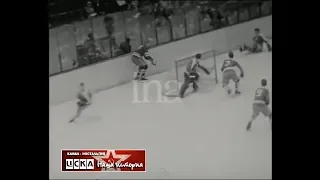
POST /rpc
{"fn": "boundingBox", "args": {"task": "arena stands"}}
[49,0,272,75]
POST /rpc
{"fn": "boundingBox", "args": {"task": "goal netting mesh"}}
[162,50,218,97]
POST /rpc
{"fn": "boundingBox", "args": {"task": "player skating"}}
[179,53,210,98]
[246,79,272,131]
[69,82,92,123]
[221,51,244,95]
[132,39,157,81]
[240,28,272,53]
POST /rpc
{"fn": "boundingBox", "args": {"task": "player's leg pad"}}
[184,72,190,81]
[194,72,200,82]
[138,65,148,80]
[189,72,199,82]
[192,82,198,91]
[179,81,190,98]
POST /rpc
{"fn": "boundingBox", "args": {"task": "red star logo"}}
[92,150,131,171]
[101,153,121,170]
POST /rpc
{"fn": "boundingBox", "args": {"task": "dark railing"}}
[49,1,272,76]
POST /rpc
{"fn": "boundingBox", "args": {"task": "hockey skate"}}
[235,90,241,95]
[140,77,148,81]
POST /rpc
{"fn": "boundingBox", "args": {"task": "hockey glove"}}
[152,59,157,66]
[144,55,157,66]
[240,72,244,78]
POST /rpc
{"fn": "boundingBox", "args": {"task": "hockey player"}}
[179,53,210,98]
[221,51,244,95]
[246,79,272,131]
[240,28,272,53]
[132,39,157,81]
[69,82,92,123]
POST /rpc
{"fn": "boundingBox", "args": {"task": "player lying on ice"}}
[240,28,272,53]
[221,51,244,95]
[179,53,210,98]
[131,39,157,81]
[69,82,92,123]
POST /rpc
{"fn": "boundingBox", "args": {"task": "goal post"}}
[163,49,218,97]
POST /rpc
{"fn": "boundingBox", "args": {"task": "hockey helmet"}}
[261,79,267,86]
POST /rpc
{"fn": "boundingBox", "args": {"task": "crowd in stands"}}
[49,0,226,28]
[49,0,272,75]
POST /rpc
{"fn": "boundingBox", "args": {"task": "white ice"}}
[50,49,272,179]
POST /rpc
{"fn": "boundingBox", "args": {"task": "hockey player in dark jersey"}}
[179,53,210,98]
[131,39,157,81]
[246,79,272,131]
[240,28,272,53]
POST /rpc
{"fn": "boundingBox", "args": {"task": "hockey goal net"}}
[163,50,218,97]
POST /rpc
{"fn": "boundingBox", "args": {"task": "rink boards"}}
[49,16,272,105]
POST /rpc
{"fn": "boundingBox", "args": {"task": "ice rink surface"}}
[50,49,272,179]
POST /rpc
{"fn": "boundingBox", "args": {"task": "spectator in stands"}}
[200,2,225,29]
[153,0,173,28]
[119,37,132,55]
[125,0,134,10]
[85,1,97,18]
[103,16,114,38]
[221,1,239,25]
[84,33,98,63]
[110,37,122,57]
[117,0,130,11]
[207,8,224,28]
[75,44,89,67]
